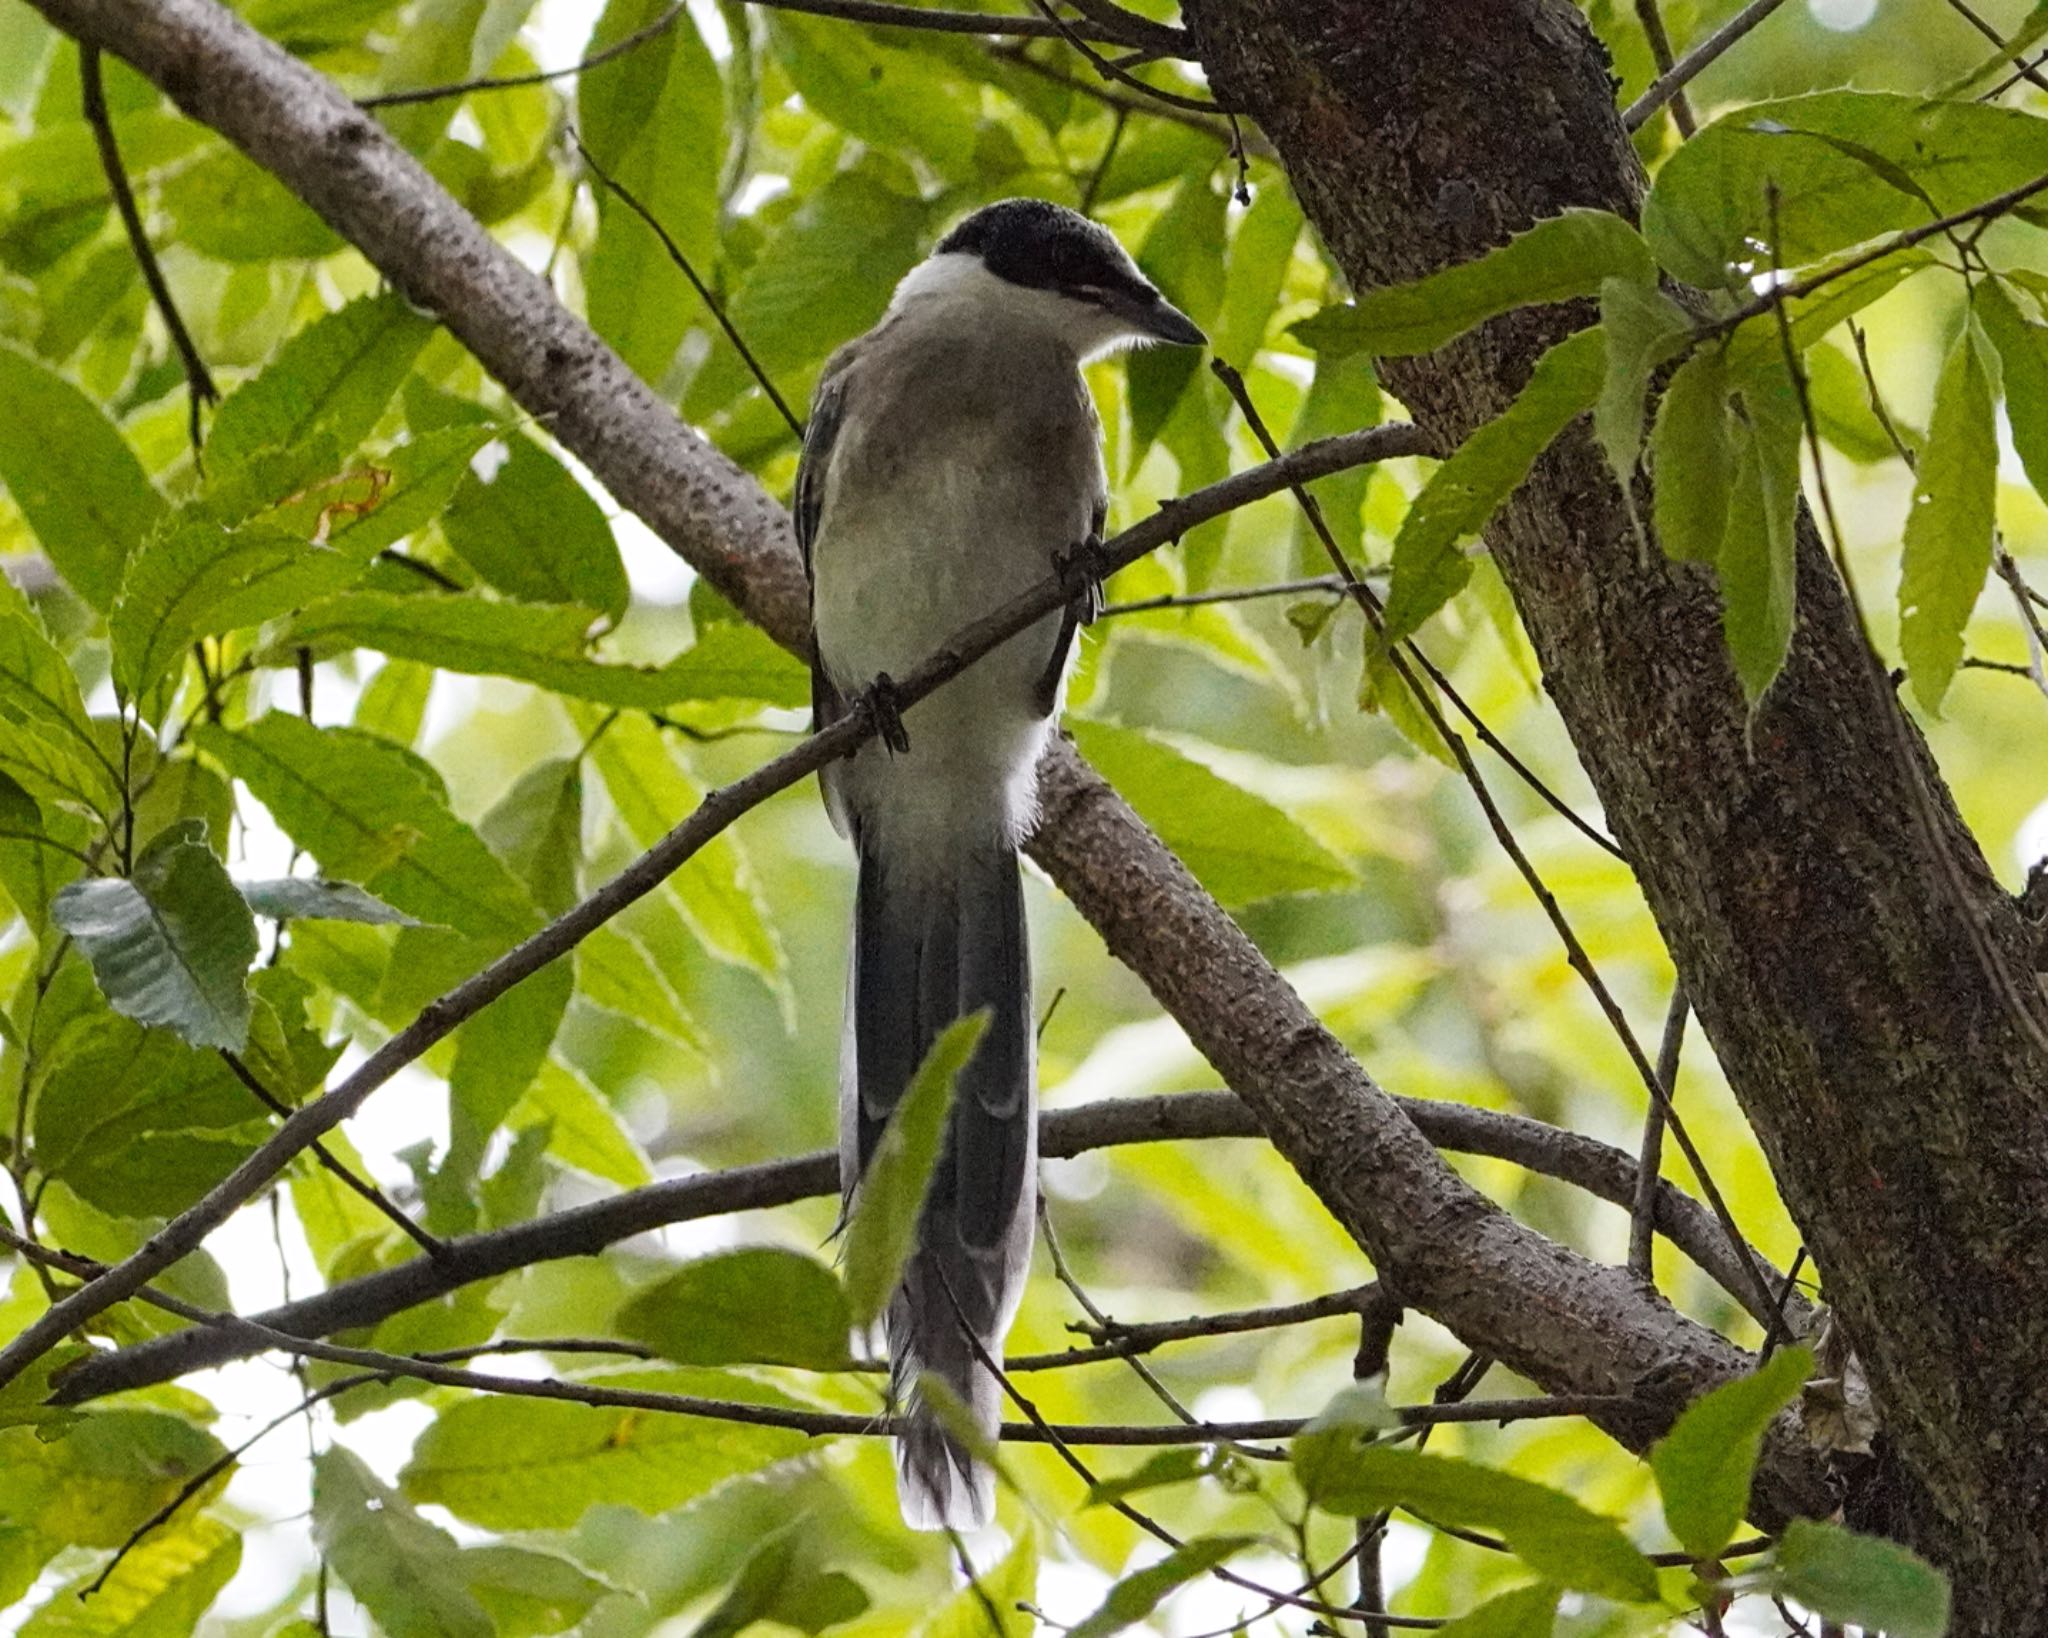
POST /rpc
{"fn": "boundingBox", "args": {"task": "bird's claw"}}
[1056,533,1108,626]
[862,672,911,755]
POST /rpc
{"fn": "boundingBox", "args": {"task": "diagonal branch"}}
[22,0,1834,1524]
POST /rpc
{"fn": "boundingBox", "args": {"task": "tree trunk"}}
[1183,1,2048,1623]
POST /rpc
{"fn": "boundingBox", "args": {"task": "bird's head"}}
[892,197,1206,360]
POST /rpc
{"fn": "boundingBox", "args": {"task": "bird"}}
[797,197,1206,1530]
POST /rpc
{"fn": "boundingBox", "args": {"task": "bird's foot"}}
[1055,532,1109,625]
[861,672,911,755]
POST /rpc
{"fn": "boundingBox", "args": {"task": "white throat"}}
[888,253,1148,361]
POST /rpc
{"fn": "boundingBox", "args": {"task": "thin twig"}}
[79,44,216,459]
[219,1051,446,1259]
[569,127,803,439]
[991,42,1241,143]
[1022,0,1226,114]
[1623,0,1796,131]
[1631,0,1697,137]
[1101,571,1361,617]
[1629,989,1686,1279]
[1943,0,2048,97]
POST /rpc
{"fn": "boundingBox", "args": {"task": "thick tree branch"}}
[23,0,1834,1524]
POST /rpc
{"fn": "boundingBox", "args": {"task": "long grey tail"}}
[851,834,1034,1532]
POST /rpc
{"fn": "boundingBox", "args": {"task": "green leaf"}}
[1085,1446,1223,1509]
[685,1520,868,1638]
[842,1012,989,1329]
[53,837,258,1050]
[237,877,418,925]
[480,755,584,918]
[1067,1536,1258,1638]
[0,766,84,932]
[1359,631,1453,767]
[461,1545,615,1638]
[1384,325,1604,642]
[921,1526,1036,1637]
[1433,1583,1559,1637]
[1802,337,1910,465]
[1770,1518,1951,1638]
[580,0,724,382]
[158,143,341,263]
[0,607,122,821]
[313,1448,493,1638]
[1215,184,1303,368]
[1292,211,1652,359]
[1286,351,1382,568]
[278,591,808,708]
[1651,348,1733,564]
[765,14,977,176]
[0,344,164,609]
[1651,1345,1812,1559]
[19,1512,239,1638]
[1644,92,2048,287]
[1593,276,1692,492]
[1938,0,2048,95]
[1717,362,1805,705]
[400,1368,812,1529]
[1291,1379,1398,1507]
[195,716,538,945]
[1899,313,1999,714]
[450,962,572,1170]
[442,434,630,621]
[1979,278,2048,502]
[1127,175,1228,465]
[0,1411,230,1550]
[208,291,434,477]
[616,1248,854,1371]
[1300,1445,1659,1602]
[590,714,789,987]
[573,921,708,1052]
[32,1014,267,1216]
[509,1059,652,1188]
[1065,719,1354,906]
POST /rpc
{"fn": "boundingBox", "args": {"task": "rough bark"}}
[24,0,1833,1530]
[1183,0,2048,1621]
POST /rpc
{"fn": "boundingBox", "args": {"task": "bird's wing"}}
[797,345,858,732]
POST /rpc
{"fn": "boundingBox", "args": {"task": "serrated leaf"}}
[400,1367,812,1529]
[1652,1345,1812,1559]
[19,1512,239,1638]
[580,0,723,382]
[1301,1445,1658,1602]
[1644,91,2048,287]
[313,1448,492,1638]
[442,434,630,621]
[0,609,122,822]
[208,291,434,478]
[32,1014,267,1216]
[765,14,976,177]
[237,877,418,925]
[1065,718,1354,906]
[278,590,808,708]
[1718,362,1804,705]
[1068,1536,1258,1638]
[196,716,538,945]
[617,1248,853,1371]
[1434,1583,1559,1637]
[0,345,164,610]
[685,1518,869,1638]
[0,1411,230,1551]
[510,1059,651,1188]
[1651,348,1733,563]
[1770,1518,1951,1638]
[573,921,708,1053]
[461,1546,615,1638]
[1979,278,2048,503]
[1293,210,1652,359]
[1899,313,1999,714]
[53,839,258,1050]
[1594,276,1692,491]
[1382,325,1605,644]
[590,714,789,988]
[842,1012,988,1329]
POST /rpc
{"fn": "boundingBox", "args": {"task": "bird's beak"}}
[1140,291,1206,347]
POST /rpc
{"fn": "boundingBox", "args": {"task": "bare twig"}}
[1021,0,1225,114]
[1943,0,2048,98]
[1630,0,1696,137]
[1623,0,1796,131]
[220,1051,446,1259]
[0,424,1425,1393]
[991,42,1243,143]
[568,127,803,438]
[79,45,216,457]
[1629,989,1686,1279]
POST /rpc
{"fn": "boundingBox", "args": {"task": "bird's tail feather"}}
[853,835,1033,1532]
